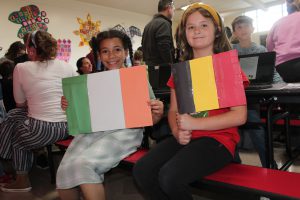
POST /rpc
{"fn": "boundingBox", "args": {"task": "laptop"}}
[238,51,276,90]
[148,65,171,89]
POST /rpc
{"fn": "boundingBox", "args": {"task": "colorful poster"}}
[8,5,49,39]
[73,14,101,46]
[56,39,71,63]
[172,50,246,114]
[62,66,152,135]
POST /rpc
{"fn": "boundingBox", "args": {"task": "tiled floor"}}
[1,143,300,200]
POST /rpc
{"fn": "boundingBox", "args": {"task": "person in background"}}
[0,59,16,112]
[142,0,175,71]
[133,3,248,200]
[266,0,300,83]
[76,57,93,75]
[86,36,103,72]
[133,50,144,66]
[0,30,77,192]
[4,41,26,62]
[231,15,280,168]
[56,29,164,200]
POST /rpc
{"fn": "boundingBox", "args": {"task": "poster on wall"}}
[8,5,49,39]
[56,39,71,63]
[73,14,101,47]
[112,24,142,50]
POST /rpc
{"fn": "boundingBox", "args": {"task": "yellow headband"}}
[184,3,220,26]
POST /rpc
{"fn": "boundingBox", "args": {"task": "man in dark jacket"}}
[142,0,175,89]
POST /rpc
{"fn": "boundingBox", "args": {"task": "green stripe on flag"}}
[62,75,92,135]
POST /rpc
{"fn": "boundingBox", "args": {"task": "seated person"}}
[266,0,300,83]
[56,29,164,200]
[76,57,93,75]
[232,15,278,168]
[0,59,16,112]
[133,50,144,66]
[0,30,77,192]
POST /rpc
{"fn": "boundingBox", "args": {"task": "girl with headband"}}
[133,3,249,199]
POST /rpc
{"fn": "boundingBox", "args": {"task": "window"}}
[245,3,288,33]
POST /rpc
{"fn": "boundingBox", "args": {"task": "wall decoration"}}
[112,24,142,38]
[73,14,101,47]
[129,26,142,38]
[8,5,49,39]
[112,24,142,50]
[56,39,71,63]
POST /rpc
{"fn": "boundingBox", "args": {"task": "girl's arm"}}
[149,99,164,124]
[168,88,192,145]
[61,96,68,111]
[177,105,247,131]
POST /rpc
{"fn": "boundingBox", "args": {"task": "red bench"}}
[47,138,300,199]
[121,150,300,200]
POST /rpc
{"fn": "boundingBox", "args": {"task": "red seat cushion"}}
[205,163,300,199]
[55,137,73,148]
[122,149,148,163]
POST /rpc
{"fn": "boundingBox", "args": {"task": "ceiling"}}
[74,0,285,22]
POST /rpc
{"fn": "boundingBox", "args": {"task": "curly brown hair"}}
[176,3,231,61]
[28,30,57,61]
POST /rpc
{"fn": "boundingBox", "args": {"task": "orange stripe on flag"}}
[119,66,153,128]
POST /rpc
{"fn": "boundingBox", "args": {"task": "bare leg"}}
[57,187,80,200]
[80,183,105,200]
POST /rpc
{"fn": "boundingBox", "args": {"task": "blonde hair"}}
[176,3,231,61]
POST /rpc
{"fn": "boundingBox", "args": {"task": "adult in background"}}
[0,30,77,192]
[266,0,300,83]
[142,0,175,88]
[76,57,93,75]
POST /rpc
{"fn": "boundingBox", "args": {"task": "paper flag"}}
[62,66,153,135]
[172,50,246,114]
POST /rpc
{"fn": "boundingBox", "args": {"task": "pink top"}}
[266,12,300,66]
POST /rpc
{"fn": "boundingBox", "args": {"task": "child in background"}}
[133,3,248,200]
[232,15,283,83]
[232,15,279,168]
[133,50,144,66]
[56,29,164,200]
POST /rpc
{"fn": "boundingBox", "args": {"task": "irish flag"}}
[62,66,153,135]
[172,50,246,114]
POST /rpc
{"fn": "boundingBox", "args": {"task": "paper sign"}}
[172,50,246,114]
[62,66,153,135]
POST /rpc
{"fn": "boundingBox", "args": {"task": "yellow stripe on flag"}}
[190,56,219,111]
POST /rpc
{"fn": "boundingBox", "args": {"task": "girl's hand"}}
[176,113,194,131]
[149,99,164,124]
[61,96,68,111]
[174,129,192,145]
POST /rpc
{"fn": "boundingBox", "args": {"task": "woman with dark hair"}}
[0,30,77,192]
[76,57,93,75]
[4,41,26,61]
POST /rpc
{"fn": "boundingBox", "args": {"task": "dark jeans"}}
[133,137,232,200]
[276,57,300,83]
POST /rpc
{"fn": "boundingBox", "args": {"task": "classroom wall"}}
[0,0,153,67]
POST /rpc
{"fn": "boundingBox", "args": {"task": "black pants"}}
[133,137,232,200]
[276,57,300,83]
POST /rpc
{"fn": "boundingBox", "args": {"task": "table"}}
[246,84,300,169]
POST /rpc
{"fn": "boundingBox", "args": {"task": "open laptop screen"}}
[238,51,276,85]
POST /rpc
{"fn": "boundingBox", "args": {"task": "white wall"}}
[0,0,152,67]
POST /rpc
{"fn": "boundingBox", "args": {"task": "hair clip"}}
[31,30,38,48]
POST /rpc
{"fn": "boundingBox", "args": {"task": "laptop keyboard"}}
[246,84,272,90]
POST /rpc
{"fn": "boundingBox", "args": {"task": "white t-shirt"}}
[13,59,77,122]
